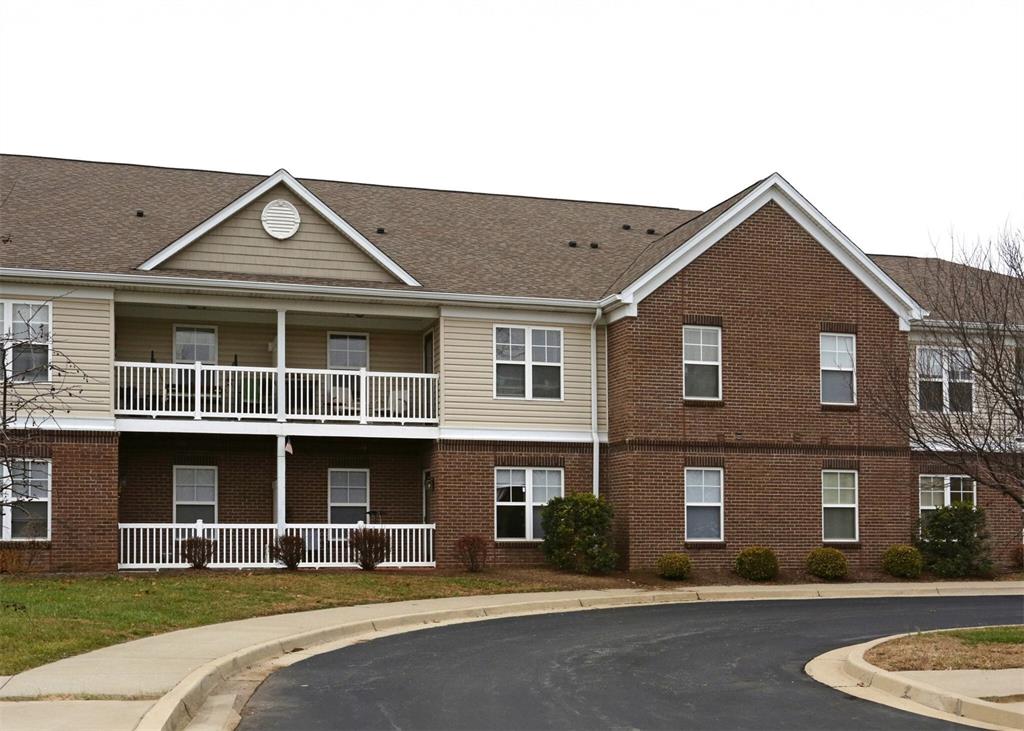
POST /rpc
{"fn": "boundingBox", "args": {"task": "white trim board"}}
[606,174,927,330]
[136,169,421,286]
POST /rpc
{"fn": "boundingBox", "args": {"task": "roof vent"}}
[622,224,631,230]
[261,199,301,240]
[135,209,145,218]
[376,227,386,234]
[590,242,599,249]
[568,240,578,248]
[646,228,656,235]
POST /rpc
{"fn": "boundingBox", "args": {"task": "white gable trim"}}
[137,169,421,286]
[609,174,926,330]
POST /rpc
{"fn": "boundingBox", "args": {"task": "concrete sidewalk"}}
[1,581,1021,731]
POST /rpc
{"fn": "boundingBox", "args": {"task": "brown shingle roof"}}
[0,155,701,300]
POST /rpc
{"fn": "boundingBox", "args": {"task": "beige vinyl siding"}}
[116,318,276,366]
[287,327,422,372]
[441,317,601,431]
[597,324,608,432]
[12,296,114,418]
[160,185,397,283]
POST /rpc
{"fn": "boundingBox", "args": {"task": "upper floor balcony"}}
[113,302,438,427]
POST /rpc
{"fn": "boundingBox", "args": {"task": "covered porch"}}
[116,433,435,569]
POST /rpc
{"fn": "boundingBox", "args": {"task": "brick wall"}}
[2,430,119,572]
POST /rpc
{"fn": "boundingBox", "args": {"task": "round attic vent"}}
[261,199,301,239]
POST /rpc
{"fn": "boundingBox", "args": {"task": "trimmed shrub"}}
[916,503,993,578]
[540,494,618,574]
[349,527,390,570]
[734,546,779,581]
[881,544,923,579]
[656,552,692,580]
[454,534,489,572]
[181,536,215,569]
[806,547,848,581]
[269,535,305,570]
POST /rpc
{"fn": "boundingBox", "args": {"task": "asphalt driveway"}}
[239,595,1024,730]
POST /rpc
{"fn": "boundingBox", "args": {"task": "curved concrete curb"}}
[136,584,1023,731]
[807,628,1024,731]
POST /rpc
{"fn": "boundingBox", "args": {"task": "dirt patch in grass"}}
[866,626,1024,671]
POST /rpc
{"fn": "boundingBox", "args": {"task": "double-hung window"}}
[173,466,217,523]
[822,470,858,541]
[820,333,856,404]
[917,347,973,413]
[684,468,723,541]
[329,469,369,524]
[174,326,217,364]
[1,459,51,540]
[494,326,562,399]
[3,301,51,383]
[683,326,721,400]
[328,333,369,370]
[919,475,975,525]
[495,467,563,540]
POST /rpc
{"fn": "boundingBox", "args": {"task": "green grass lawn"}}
[0,568,626,675]
[943,626,1024,645]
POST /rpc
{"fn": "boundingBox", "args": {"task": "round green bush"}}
[656,552,692,580]
[734,546,779,581]
[540,494,618,574]
[806,547,848,581]
[881,544,923,579]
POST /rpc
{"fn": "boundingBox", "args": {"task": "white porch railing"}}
[118,522,436,569]
[115,362,438,424]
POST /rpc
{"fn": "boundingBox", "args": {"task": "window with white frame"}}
[328,333,369,370]
[820,333,856,404]
[683,326,721,400]
[2,301,51,383]
[917,347,973,413]
[494,326,562,399]
[173,466,217,523]
[329,469,369,524]
[495,467,563,540]
[174,326,217,364]
[822,470,858,541]
[1,459,51,540]
[684,467,723,541]
[919,475,975,524]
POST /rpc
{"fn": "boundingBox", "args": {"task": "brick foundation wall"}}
[2,430,119,572]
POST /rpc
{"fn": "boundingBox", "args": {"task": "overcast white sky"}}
[1,0,1021,258]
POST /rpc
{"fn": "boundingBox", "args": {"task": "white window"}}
[1,459,51,540]
[684,468,723,541]
[495,467,563,540]
[917,347,973,413]
[174,325,217,364]
[820,333,856,404]
[494,326,562,399]
[919,475,976,524]
[2,301,51,383]
[173,466,217,523]
[329,469,369,524]
[822,470,858,541]
[683,326,721,400]
[328,333,369,370]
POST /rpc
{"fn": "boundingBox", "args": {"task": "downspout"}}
[590,307,603,497]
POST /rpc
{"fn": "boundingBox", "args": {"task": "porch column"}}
[276,434,287,534]
[276,308,286,422]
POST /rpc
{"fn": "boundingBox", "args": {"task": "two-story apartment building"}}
[1,155,1019,572]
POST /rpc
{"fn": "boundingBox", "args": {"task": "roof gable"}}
[138,169,420,286]
[606,173,926,330]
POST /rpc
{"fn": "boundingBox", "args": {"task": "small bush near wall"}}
[349,528,390,570]
[881,544,923,579]
[270,535,306,570]
[916,504,993,578]
[454,534,489,572]
[806,547,848,581]
[541,494,618,574]
[181,537,215,569]
[656,553,692,580]
[734,546,779,581]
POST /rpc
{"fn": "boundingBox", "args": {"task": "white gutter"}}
[0,268,602,311]
[590,306,603,497]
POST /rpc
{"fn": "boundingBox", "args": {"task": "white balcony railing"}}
[114,362,438,424]
[118,522,436,569]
